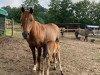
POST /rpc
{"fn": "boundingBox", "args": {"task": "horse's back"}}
[43,23,60,42]
[33,21,60,43]
[45,23,60,32]
[47,41,60,53]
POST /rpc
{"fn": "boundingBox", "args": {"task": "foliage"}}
[59,0,74,23]
[23,0,39,8]
[73,0,91,28]
[1,0,100,28]
[47,0,61,23]
[2,6,21,23]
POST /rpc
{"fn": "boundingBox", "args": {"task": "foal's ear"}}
[29,8,33,14]
[21,7,25,12]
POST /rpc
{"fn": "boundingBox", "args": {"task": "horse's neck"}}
[30,21,43,39]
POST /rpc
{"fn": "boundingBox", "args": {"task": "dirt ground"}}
[0,32,100,75]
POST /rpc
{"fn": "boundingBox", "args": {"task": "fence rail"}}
[64,29,78,32]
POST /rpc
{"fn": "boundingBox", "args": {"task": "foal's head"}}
[21,7,34,39]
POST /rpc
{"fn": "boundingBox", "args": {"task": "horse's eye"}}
[30,19,32,22]
[30,19,33,22]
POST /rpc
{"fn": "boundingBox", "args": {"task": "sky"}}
[0,0,100,8]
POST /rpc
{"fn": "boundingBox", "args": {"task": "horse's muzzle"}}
[22,31,29,39]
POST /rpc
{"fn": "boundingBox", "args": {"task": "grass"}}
[96,39,100,42]
[6,28,22,38]
[6,29,12,36]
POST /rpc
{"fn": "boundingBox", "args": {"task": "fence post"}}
[4,17,6,35]
[11,18,14,36]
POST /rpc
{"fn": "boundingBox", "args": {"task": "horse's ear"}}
[29,8,33,14]
[21,7,25,12]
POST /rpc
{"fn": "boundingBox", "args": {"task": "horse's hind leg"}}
[37,47,42,75]
[75,31,78,39]
[43,44,48,58]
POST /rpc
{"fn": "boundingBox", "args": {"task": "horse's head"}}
[20,7,34,39]
[88,28,94,35]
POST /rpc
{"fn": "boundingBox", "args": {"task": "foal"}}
[43,41,63,75]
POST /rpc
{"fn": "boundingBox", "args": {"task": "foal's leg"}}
[29,45,37,71]
[46,55,50,75]
[54,53,57,70]
[57,52,63,75]
[37,47,42,75]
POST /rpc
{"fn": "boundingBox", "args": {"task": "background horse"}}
[75,28,94,41]
[60,27,65,37]
[20,7,60,75]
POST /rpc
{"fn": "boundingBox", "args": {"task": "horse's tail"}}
[75,30,79,39]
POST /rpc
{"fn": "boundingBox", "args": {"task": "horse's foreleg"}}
[37,47,42,75]
[75,31,79,39]
[32,50,37,71]
[57,52,63,75]
[85,36,88,42]
[29,45,37,71]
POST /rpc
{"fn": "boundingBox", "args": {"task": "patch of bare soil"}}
[0,34,100,75]
[0,37,33,75]
[60,37,100,75]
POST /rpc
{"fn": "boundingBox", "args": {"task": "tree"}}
[22,0,48,23]
[23,0,38,8]
[73,0,91,28]
[89,2,100,25]
[47,0,61,23]
[2,6,12,19]
[59,0,74,23]
[2,6,21,23]
[34,4,48,23]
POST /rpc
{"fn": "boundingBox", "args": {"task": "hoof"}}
[53,67,56,70]
[33,67,36,72]
[61,71,64,75]
[33,64,37,72]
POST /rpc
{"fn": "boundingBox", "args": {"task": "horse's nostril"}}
[22,32,29,39]
[28,33,29,35]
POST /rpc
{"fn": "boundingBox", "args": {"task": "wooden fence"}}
[0,16,6,35]
[6,18,14,36]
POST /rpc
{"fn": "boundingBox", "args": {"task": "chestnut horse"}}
[20,7,60,75]
[45,41,63,75]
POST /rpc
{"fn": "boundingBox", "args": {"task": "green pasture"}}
[5,24,22,38]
